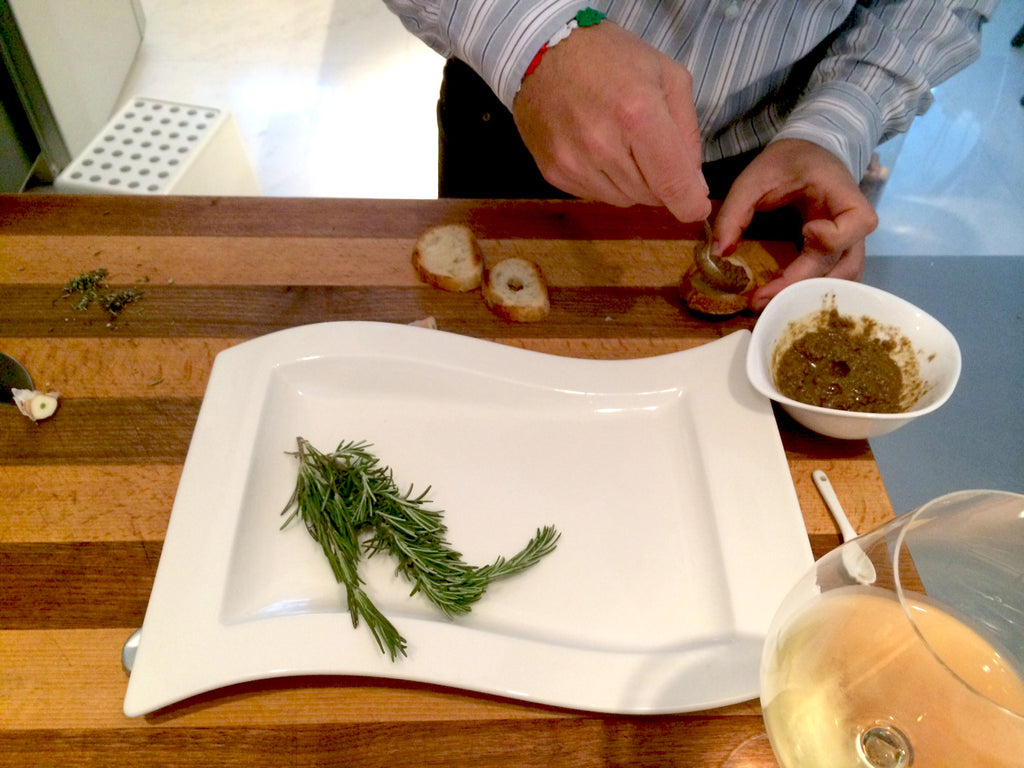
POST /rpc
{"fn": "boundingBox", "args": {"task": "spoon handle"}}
[812,469,858,542]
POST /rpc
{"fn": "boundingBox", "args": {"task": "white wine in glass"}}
[761,490,1024,768]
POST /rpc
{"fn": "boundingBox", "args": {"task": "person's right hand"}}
[511,21,711,222]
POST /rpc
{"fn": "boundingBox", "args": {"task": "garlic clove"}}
[11,388,60,422]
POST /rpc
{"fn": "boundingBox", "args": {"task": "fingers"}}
[802,206,878,256]
[712,183,760,257]
[543,88,710,219]
[748,217,869,311]
[712,139,879,310]
[544,159,650,208]
[629,67,711,221]
[542,152,663,209]
[630,128,711,221]
[750,207,871,308]
[715,139,879,253]
[751,239,866,311]
[538,122,711,219]
[711,148,778,255]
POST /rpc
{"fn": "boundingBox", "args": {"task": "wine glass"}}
[760,489,1024,767]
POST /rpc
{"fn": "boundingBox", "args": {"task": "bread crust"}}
[679,259,753,316]
[680,240,781,316]
[411,224,484,292]
[482,258,550,323]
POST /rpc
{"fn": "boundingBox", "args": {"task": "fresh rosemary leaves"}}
[280,437,560,659]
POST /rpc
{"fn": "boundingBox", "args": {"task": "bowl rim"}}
[747,278,962,421]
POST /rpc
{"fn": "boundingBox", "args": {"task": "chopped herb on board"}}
[281,437,560,659]
[62,268,143,320]
[63,268,109,310]
[98,287,143,316]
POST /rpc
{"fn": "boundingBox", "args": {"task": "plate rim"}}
[124,322,812,716]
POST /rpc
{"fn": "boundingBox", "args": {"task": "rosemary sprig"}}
[281,437,560,660]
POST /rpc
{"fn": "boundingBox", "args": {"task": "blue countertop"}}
[862,256,1023,513]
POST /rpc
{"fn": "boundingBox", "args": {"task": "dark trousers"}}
[437,58,802,241]
[438,58,568,199]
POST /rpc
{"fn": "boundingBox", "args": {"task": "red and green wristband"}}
[523,8,607,78]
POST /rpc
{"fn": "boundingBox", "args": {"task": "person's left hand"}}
[713,139,878,311]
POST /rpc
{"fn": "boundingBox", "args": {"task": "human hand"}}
[713,139,878,311]
[512,21,711,222]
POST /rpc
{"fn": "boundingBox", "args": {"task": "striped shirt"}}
[382,0,996,178]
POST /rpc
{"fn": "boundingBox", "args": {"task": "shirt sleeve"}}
[772,0,999,178]
[382,0,593,107]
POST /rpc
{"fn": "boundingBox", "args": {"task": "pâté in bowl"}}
[746,278,961,440]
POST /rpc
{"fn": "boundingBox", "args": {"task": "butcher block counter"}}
[0,195,894,767]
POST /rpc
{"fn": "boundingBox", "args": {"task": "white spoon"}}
[122,628,141,674]
[812,469,877,584]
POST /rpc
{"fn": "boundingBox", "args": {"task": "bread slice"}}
[680,240,780,316]
[482,258,550,323]
[679,258,753,315]
[411,224,483,292]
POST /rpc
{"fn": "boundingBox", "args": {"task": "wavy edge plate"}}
[124,322,812,716]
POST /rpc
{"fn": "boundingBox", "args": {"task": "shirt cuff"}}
[771,80,885,181]
[458,0,595,110]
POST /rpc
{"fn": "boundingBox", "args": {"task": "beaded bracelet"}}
[523,8,607,79]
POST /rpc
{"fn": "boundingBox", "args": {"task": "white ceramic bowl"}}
[746,278,961,440]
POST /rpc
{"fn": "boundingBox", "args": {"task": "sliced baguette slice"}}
[411,224,483,292]
[679,258,753,316]
[679,239,782,316]
[482,257,550,323]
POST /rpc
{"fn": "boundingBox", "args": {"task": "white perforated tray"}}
[56,96,259,195]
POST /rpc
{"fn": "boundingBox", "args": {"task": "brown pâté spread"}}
[774,308,905,413]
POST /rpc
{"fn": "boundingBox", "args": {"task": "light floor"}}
[120,0,1023,257]
[119,0,445,200]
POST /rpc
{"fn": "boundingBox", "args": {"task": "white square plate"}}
[124,322,812,716]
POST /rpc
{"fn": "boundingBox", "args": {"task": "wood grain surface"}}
[0,195,894,767]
